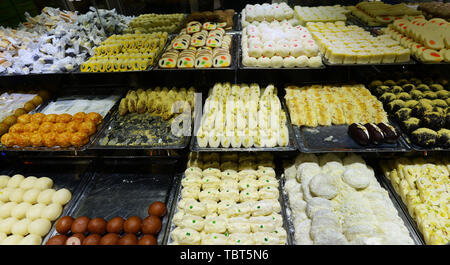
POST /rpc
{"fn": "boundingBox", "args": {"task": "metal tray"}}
[153,33,237,71]
[166,169,292,245]
[90,108,191,150]
[45,160,181,245]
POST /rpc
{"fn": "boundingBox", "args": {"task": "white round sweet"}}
[0,217,18,234]
[0,201,17,218]
[1,234,23,245]
[23,189,41,204]
[7,174,24,188]
[11,218,31,236]
[0,175,10,188]
[41,203,62,221]
[11,202,32,219]
[18,234,42,245]
[26,204,46,220]
[0,232,6,243]
[19,176,38,190]
[270,56,283,68]
[342,168,370,190]
[37,189,56,205]
[28,219,51,237]
[9,188,24,203]
[34,177,53,190]
[52,188,72,205]
[309,173,338,199]
[0,187,13,202]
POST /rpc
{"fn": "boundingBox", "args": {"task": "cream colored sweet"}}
[18,234,42,245]
[11,218,31,236]
[26,203,46,220]
[27,218,51,237]
[294,5,349,25]
[11,202,32,219]
[242,3,295,27]
[37,189,56,205]
[19,176,38,190]
[9,188,24,203]
[0,201,17,218]
[1,234,23,245]
[52,188,72,205]
[41,203,62,221]
[0,175,10,188]
[34,177,53,190]
[0,187,13,202]
[0,217,18,234]
[22,189,40,204]
[7,175,24,188]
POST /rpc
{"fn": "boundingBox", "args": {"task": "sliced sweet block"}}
[420,48,443,62]
[213,53,231,67]
[217,22,227,29]
[381,49,396,63]
[203,22,217,31]
[441,49,450,62]
[195,54,213,68]
[394,48,410,62]
[177,55,195,68]
[191,35,206,47]
[208,29,224,38]
[423,30,444,50]
[206,36,223,48]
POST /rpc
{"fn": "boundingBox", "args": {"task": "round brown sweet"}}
[31,96,43,106]
[82,234,102,245]
[138,235,157,245]
[23,102,36,112]
[14,108,27,117]
[148,201,166,217]
[123,216,142,234]
[46,235,68,245]
[66,233,85,245]
[142,215,161,235]
[100,233,120,245]
[71,216,90,234]
[37,90,50,101]
[118,233,138,245]
[88,217,107,235]
[0,123,8,135]
[3,115,17,126]
[107,216,124,233]
[55,216,74,234]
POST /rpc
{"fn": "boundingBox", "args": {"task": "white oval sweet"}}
[34,177,53,190]
[9,188,24,203]
[342,168,370,190]
[7,175,24,188]
[309,173,338,199]
[19,176,38,190]
[11,202,32,219]
[28,219,51,237]
[11,218,31,236]
[26,204,46,220]
[37,189,56,205]
[51,188,72,205]
[1,234,23,245]
[18,234,42,245]
[22,189,41,204]
[0,202,17,218]
[0,217,18,234]
[0,175,10,188]
[41,203,62,221]
[0,187,13,202]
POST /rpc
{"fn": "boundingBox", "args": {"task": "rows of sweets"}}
[170,152,286,245]
[186,10,235,30]
[418,2,450,20]
[0,175,71,245]
[307,22,410,64]
[382,18,450,63]
[380,157,449,245]
[294,5,350,25]
[241,21,322,68]
[158,22,232,69]
[348,2,423,26]
[241,3,296,27]
[80,33,168,72]
[196,83,289,148]
[127,14,185,34]
[283,153,414,245]
[368,78,450,148]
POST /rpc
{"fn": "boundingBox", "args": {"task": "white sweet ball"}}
[1,234,23,245]
[28,219,51,237]
[19,176,38,190]
[7,174,24,188]
[34,177,53,190]
[11,218,31,236]
[18,234,42,245]
[0,201,17,218]
[41,203,62,221]
[11,202,32,219]
[9,188,24,203]
[0,187,13,202]
[0,217,19,234]
[0,232,6,244]
[52,189,72,205]
[23,189,41,204]
[26,204,46,220]
[37,189,56,205]
[0,175,10,188]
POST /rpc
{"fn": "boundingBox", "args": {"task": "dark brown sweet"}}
[88,217,107,235]
[55,216,74,235]
[107,216,125,234]
[71,216,90,234]
[138,235,157,245]
[124,216,142,234]
[377,123,399,143]
[348,123,370,145]
[100,233,120,245]
[118,233,138,245]
[46,235,68,245]
[142,215,162,235]
[364,123,384,145]
[148,201,167,217]
[82,234,102,245]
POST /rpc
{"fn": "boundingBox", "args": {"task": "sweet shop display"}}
[283,153,414,245]
[380,157,449,245]
[368,78,449,148]
[186,10,235,30]
[158,22,232,69]
[80,33,167,72]
[0,174,72,245]
[348,2,423,26]
[196,83,289,148]
[46,201,165,245]
[0,7,132,75]
[170,152,286,245]
[348,122,399,146]
[97,87,194,147]
[128,14,185,34]
[241,21,322,68]
[241,3,296,28]
[381,18,450,63]
[308,21,410,64]
[294,5,350,25]
[418,2,450,20]
[285,84,388,127]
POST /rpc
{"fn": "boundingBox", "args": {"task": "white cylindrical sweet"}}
[9,188,24,203]
[19,176,37,190]
[0,202,17,218]
[0,217,18,234]
[0,175,10,188]
[0,232,6,244]
[23,189,40,204]
[52,188,72,206]
[11,202,32,219]
[7,175,24,188]
[41,203,62,221]
[26,204,46,220]
[11,218,31,236]
[37,189,56,205]
[18,234,42,245]
[0,187,13,202]
[28,219,51,237]
[1,234,23,245]
[34,177,53,190]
